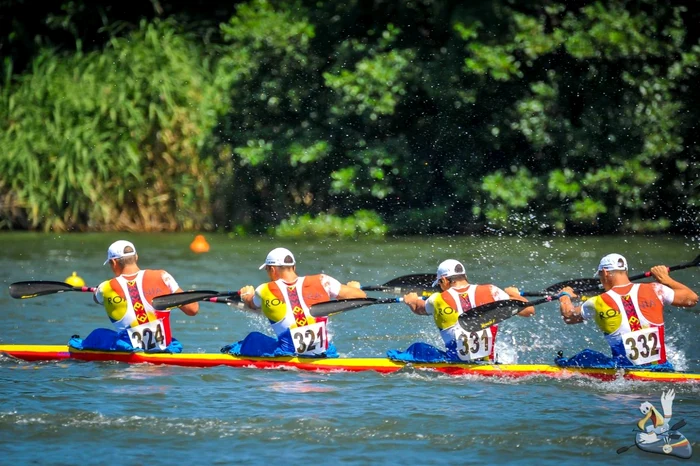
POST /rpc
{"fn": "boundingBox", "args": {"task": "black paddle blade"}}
[362,274,438,293]
[382,274,436,289]
[9,281,76,299]
[457,299,525,332]
[151,290,223,310]
[544,278,601,294]
[309,298,399,318]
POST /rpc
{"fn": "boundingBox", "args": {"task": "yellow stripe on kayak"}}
[1,344,699,381]
[0,344,69,353]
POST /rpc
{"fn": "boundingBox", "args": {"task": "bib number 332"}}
[291,321,328,356]
[623,327,661,365]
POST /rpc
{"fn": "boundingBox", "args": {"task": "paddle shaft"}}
[151,290,241,310]
[361,285,428,293]
[72,286,95,293]
[522,254,700,297]
[630,258,699,280]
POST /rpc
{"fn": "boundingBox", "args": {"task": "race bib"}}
[290,320,328,356]
[455,328,493,361]
[623,327,661,365]
[127,319,167,351]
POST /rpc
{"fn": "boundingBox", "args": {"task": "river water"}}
[1,233,699,464]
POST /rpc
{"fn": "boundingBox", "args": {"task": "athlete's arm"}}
[558,286,584,324]
[337,282,367,300]
[503,286,535,317]
[162,271,199,316]
[176,288,199,316]
[650,265,699,308]
[93,281,108,305]
[404,292,429,315]
[238,285,260,311]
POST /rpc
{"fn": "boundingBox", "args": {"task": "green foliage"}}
[457,0,700,233]
[214,1,421,231]
[3,0,699,235]
[324,24,417,118]
[273,210,387,237]
[477,168,539,229]
[0,19,223,231]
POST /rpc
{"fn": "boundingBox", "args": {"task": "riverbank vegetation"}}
[1,0,698,236]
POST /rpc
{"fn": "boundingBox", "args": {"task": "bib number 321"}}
[291,320,328,356]
[127,319,167,351]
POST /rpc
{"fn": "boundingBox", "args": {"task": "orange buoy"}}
[190,235,210,253]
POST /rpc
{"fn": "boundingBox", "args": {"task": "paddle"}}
[616,419,686,454]
[309,297,405,318]
[520,278,601,297]
[361,274,437,293]
[629,254,700,280]
[458,294,562,332]
[521,254,700,297]
[151,290,241,310]
[9,281,97,299]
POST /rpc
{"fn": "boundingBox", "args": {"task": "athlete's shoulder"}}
[642,281,668,294]
[582,294,607,314]
[643,282,673,305]
[258,281,281,295]
[98,277,120,291]
[477,284,508,301]
[305,273,326,282]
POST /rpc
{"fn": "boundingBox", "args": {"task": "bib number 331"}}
[456,328,493,361]
[291,320,328,356]
[127,319,167,351]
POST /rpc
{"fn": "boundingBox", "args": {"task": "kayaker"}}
[556,253,698,369]
[69,240,198,353]
[222,247,366,357]
[388,259,534,363]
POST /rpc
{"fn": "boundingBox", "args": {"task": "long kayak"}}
[2,344,699,383]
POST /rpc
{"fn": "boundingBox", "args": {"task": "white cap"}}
[595,253,628,276]
[104,240,137,265]
[432,259,467,287]
[259,247,296,269]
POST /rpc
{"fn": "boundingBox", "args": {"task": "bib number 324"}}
[127,319,167,351]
